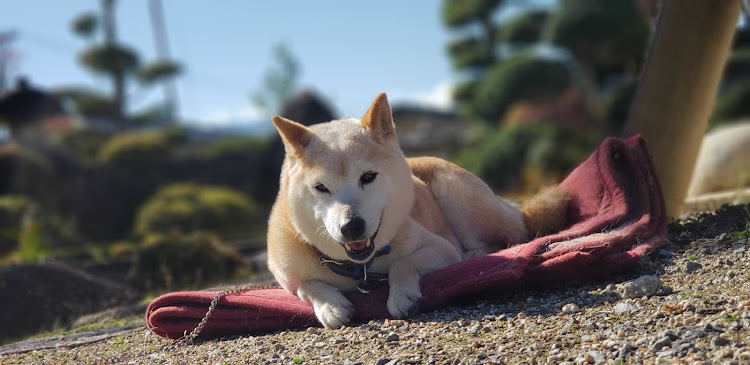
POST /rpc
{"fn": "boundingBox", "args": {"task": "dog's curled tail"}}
[521,186,571,238]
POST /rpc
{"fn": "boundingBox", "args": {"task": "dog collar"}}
[319,245,391,293]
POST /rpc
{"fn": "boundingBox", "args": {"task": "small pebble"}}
[584,350,604,364]
[710,336,730,348]
[685,261,703,273]
[562,303,580,313]
[613,302,637,314]
[622,275,663,298]
[653,336,672,350]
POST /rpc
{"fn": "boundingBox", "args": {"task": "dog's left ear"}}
[361,92,396,142]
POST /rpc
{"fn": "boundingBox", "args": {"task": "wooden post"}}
[624,0,740,218]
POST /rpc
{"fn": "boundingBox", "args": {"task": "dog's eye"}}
[359,171,378,187]
[313,183,330,194]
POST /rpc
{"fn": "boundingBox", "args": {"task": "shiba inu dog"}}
[267,93,568,328]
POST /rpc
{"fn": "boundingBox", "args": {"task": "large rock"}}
[0,261,141,342]
[687,122,750,197]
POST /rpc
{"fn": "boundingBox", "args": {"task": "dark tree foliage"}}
[446,36,496,70]
[499,9,550,45]
[474,53,571,123]
[71,12,98,38]
[137,60,183,85]
[442,0,502,27]
[442,0,650,124]
[455,123,595,191]
[723,48,750,85]
[713,25,750,126]
[603,82,638,135]
[713,81,750,123]
[545,0,650,73]
[442,0,504,118]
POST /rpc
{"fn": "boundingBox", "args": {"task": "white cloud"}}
[391,81,456,111]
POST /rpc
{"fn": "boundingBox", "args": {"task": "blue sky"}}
[3,1,460,128]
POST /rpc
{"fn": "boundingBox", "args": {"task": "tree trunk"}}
[623,0,740,218]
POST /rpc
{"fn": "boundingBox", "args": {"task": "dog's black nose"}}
[341,216,365,241]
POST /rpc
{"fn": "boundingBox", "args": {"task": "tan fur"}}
[267,93,569,328]
[522,187,570,238]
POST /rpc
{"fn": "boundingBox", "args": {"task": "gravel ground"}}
[2,204,750,365]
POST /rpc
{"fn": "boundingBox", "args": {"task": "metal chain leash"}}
[176,283,274,345]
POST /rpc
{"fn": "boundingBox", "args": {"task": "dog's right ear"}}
[272,115,312,158]
[361,92,395,143]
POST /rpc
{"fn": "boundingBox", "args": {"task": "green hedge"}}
[54,127,113,164]
[474,54,571,123]
[97,130,173,165]
[134,182,260,236]
[0,196,32,256]
[201,135,269,158]
[455,123,596,191]
[130,232,246,290]
[499,9,550,45]
[713,80,750,124]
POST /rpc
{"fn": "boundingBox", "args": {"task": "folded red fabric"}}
[147,135,666,339]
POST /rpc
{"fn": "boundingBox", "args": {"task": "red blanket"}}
[146,135,666,339]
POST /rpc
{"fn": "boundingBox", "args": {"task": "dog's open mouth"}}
[341,228,378,262]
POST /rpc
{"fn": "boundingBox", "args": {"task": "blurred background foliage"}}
[441,0,657,194]
[133,182,261,237]
[2,0,750,298]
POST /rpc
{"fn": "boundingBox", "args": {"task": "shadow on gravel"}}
[669,204,750,243]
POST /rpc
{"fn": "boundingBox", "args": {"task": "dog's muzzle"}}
[339,217,379,262]
[341,231,378,261]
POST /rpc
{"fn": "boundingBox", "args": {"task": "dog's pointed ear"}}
[272,115,312,157]
[361,92,395,142]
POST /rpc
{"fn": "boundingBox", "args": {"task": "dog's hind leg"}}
[408,157,529,257]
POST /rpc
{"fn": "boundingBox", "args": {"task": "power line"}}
[17,30,79,55]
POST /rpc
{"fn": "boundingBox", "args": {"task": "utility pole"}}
[101,0,127,130]
[148,0,180,122]
[0,30,19,93]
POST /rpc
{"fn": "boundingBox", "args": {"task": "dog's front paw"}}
[313,296,354,329]
[387,276,422,318]
[298,280,354,329]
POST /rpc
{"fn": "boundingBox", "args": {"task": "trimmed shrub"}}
[134,182,260,236]
[0,145,67,215]
[499,9,550,45]
[603,82,637,135]
[201,135,270,158]
[455,123,596,191]
[545,0,650,69]
[98,130,173,165]
[0,196,32,256]
[474,54,571,123]
[130,232,246,290]
[0,196,73,262]
[713,80,750,124]
[455,124,544,190]
[53,127,113,164]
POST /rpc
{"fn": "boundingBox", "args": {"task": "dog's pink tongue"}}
[349,240,367,250]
